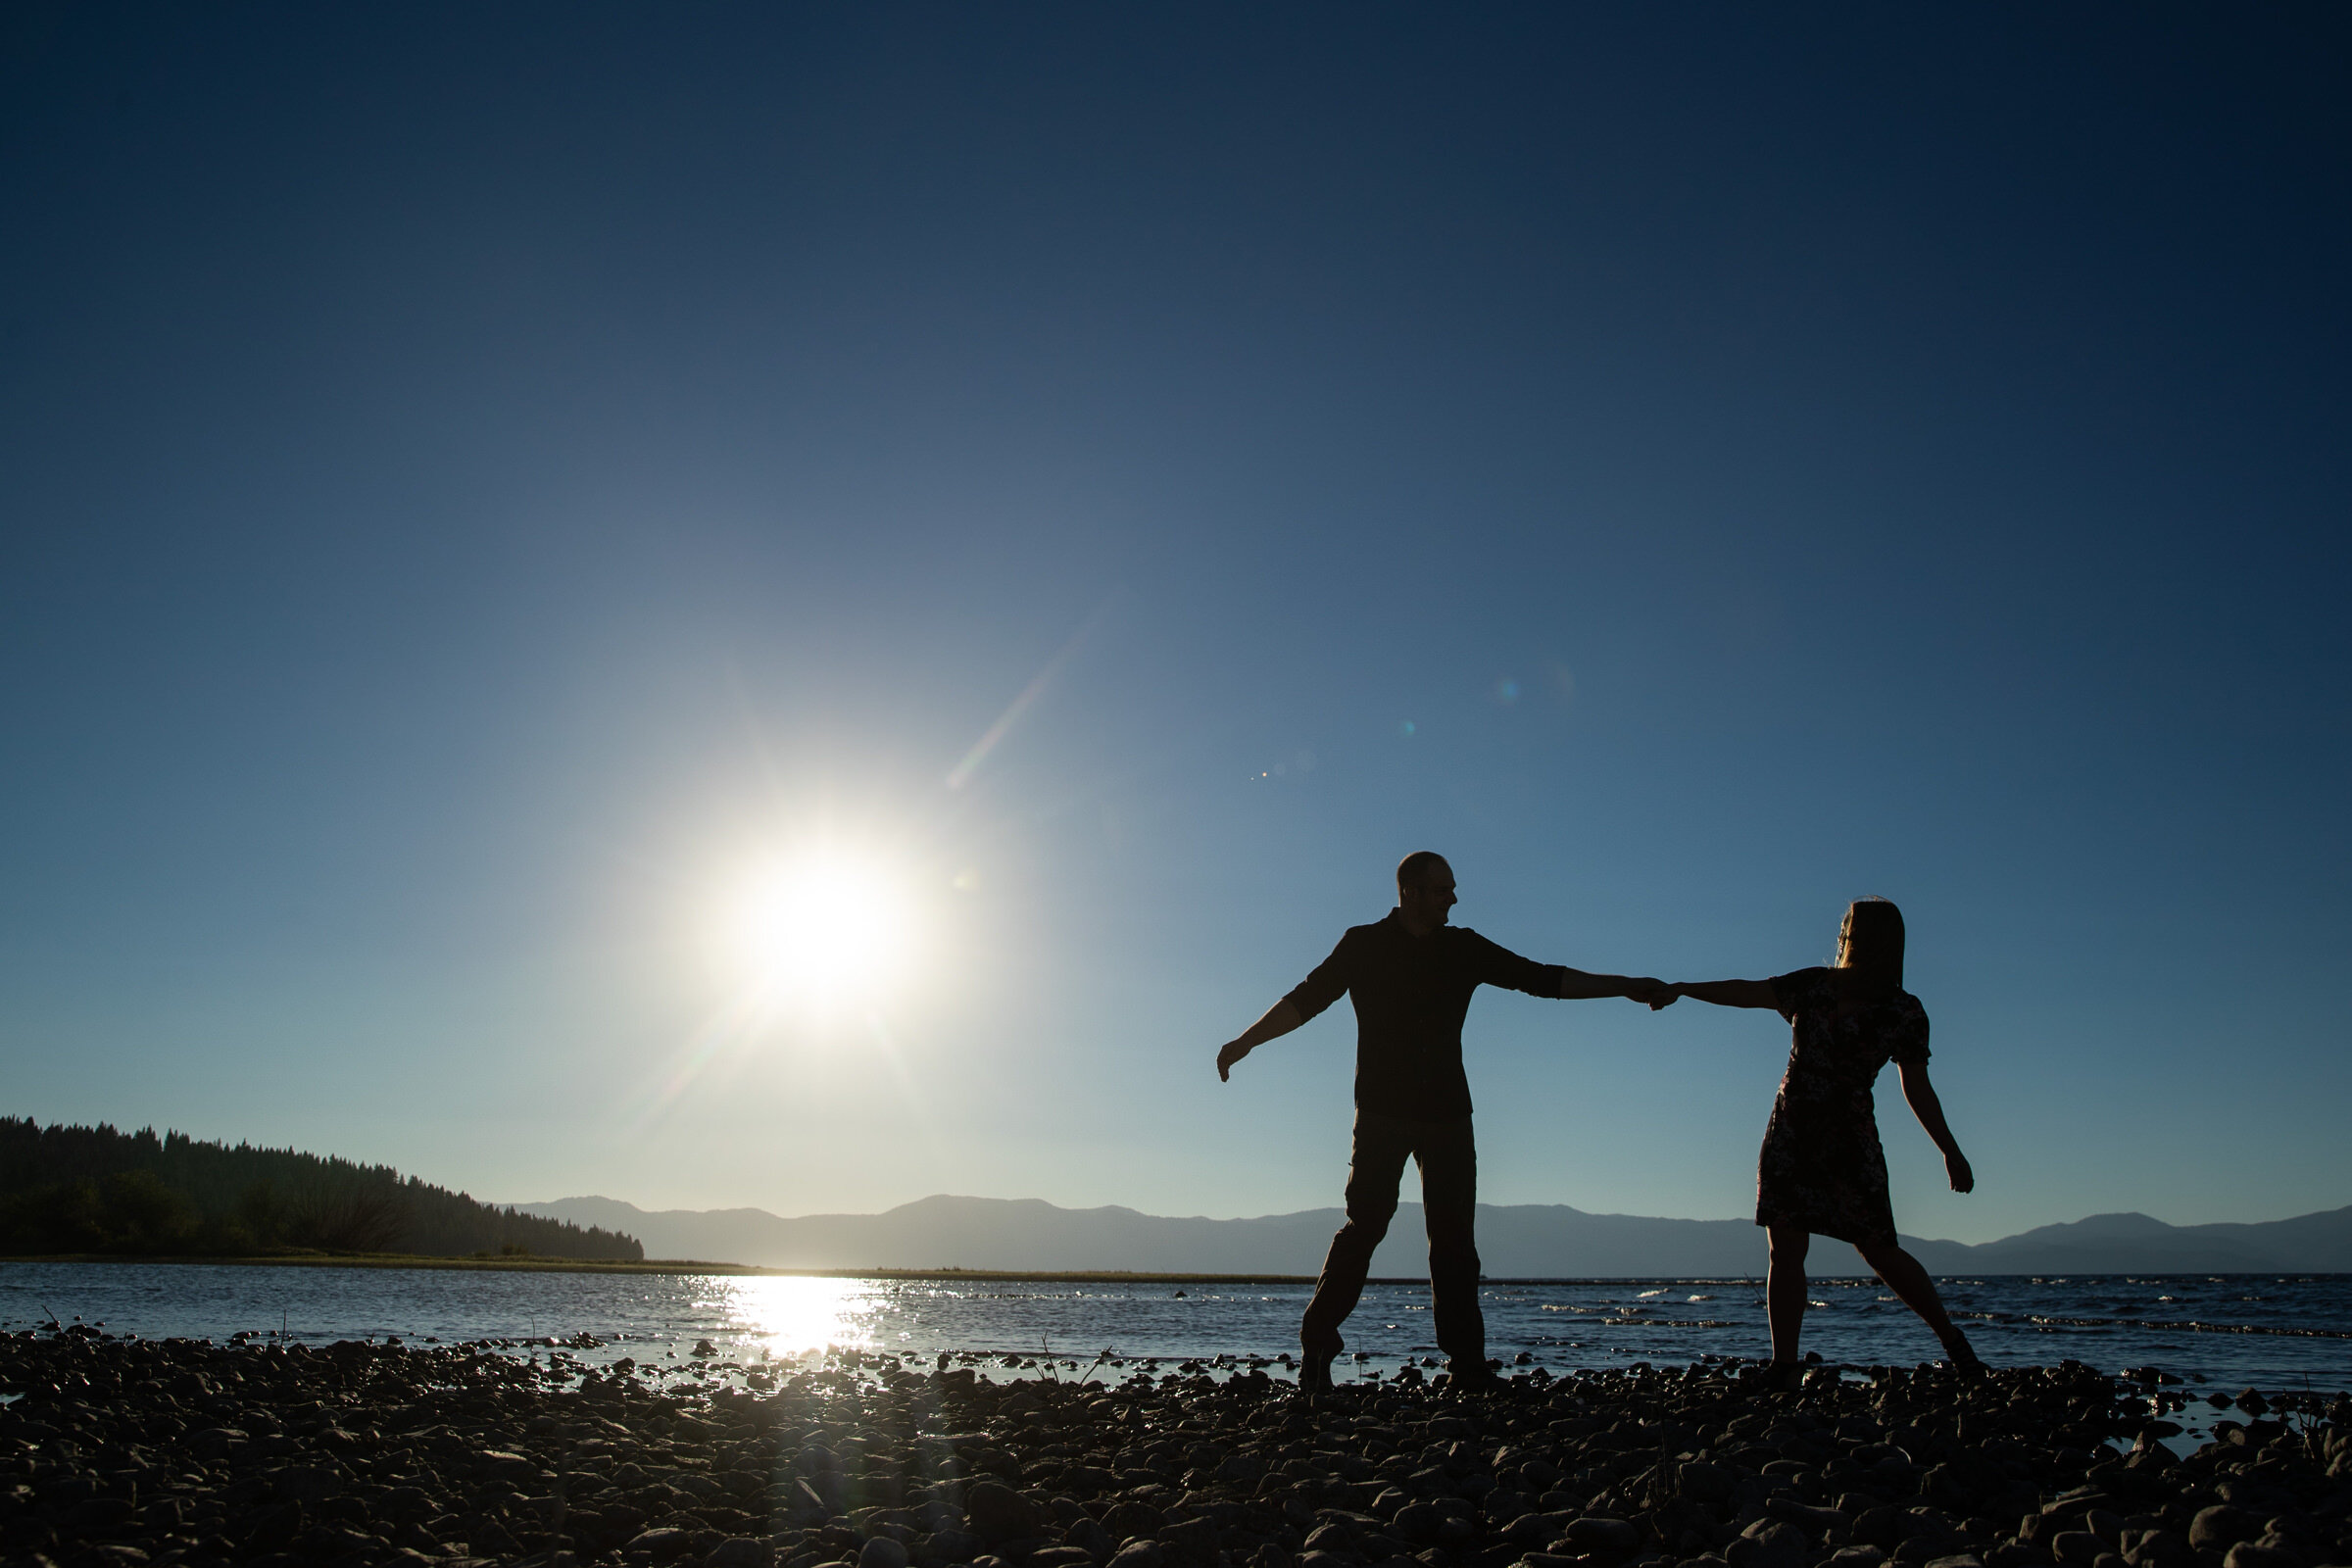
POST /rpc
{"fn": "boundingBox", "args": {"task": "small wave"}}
[1990,1311,2352,1341]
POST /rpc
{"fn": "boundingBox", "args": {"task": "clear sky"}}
[3,7,2347,1246]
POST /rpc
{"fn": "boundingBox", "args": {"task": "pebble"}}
[3,1330,2350,1568]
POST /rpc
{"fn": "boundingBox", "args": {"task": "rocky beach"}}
[4,1326,2349,1568]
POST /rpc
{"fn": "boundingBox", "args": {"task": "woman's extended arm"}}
[1558,967,1673,1004]
[1897,1059,1975,1193]
[1662,978,1780,1009]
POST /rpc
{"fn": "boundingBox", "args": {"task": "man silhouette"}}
[1216,851,1666,1397]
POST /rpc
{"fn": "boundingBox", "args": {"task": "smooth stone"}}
[2221,1550,2300,1568]
[968,1482,1047,1544]
[1735,1521,1810,1568]
[1567,1517,1642,1553]
[2191,1509,2256,1552]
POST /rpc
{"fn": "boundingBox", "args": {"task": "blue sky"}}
[3,6,2346,1245]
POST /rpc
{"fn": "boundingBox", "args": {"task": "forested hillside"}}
[0,1118,641,1260]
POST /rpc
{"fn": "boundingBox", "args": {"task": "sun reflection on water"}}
[711,1276,885,1357]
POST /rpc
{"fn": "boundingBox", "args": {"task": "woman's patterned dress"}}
[1755,966,1932,1248]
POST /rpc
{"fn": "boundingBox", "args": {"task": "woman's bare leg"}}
[1857,1241,1977,1361]
[1765,1225,1810,1365]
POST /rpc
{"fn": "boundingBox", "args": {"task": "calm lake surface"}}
[4,1264,2345,1412]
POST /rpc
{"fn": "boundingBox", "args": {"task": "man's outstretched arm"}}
[1216,1000,1304,1080]
[1665,978,1780,1009]
[1556,967,1675,1005]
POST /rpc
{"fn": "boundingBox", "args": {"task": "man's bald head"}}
[1396,851,1451,892]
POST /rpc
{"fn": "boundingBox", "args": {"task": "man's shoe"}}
[1446,1360,1504,1396]
[1298,1349,1337,1403]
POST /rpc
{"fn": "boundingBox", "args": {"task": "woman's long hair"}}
[1837,898,1906,995]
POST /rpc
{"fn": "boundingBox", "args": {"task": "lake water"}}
[4,1263,2345,1419]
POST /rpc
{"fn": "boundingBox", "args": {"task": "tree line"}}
[0,1118,642,1260]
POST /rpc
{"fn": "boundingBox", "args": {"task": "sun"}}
[729,850,916,1009]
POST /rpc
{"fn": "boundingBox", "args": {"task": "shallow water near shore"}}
[3,1263,2345,1407]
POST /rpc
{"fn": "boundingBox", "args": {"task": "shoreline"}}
[0,1254,1323,1282]
[9,1254,2350,1284]
[3,1327,2343,1568]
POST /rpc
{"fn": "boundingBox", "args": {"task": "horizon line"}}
[508,1190,2352,1243]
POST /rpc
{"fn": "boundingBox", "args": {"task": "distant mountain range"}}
[512,1193,2352,1276]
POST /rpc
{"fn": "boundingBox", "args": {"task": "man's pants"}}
[1299,1109,1484,1368]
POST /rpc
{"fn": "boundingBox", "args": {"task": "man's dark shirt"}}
[1283,911,1566,1121]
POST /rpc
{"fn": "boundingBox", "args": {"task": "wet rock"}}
[2191,1508,2256,1551]
[1108,1542,1168,1568]
[860,1536,911,1568]
[1394,1502,1446,1542]
[65,1496,135,1531]
[633,1526,697,1559]
[1161,1515,1219,1563]
[1734,1519,1810,1568]
[1565,1517,1642,1554]
[2125,1529,2192,1568]
[1067,1515,1116,1560]
[934,1529,985,1559]
[2220,1548,2300,1568]
[967,1481,1045,1543]
[1854,1507,1909,1550]
[1677,1460,1739,1506]
[1103,1501,1167,1541]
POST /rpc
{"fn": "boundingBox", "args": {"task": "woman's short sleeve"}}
[1769,966,1834,1022]
[1889,998,1932,1065]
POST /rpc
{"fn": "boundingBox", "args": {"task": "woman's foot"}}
[1748,1359,1805,1394]
[1298,1348,1337,1403]
[1938,1338,1986,1377]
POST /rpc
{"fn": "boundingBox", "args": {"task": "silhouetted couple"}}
[1215,851,1980,1400]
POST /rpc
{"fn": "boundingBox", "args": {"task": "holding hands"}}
[1626,978,1678,1009]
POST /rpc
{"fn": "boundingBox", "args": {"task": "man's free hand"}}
[1945,1150,1975,1194]
[1215,999,1303,1082]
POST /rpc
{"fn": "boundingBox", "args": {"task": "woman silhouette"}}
[1667,898,1983,1382]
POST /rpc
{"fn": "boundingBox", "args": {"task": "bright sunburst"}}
[728,848,917,1010]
